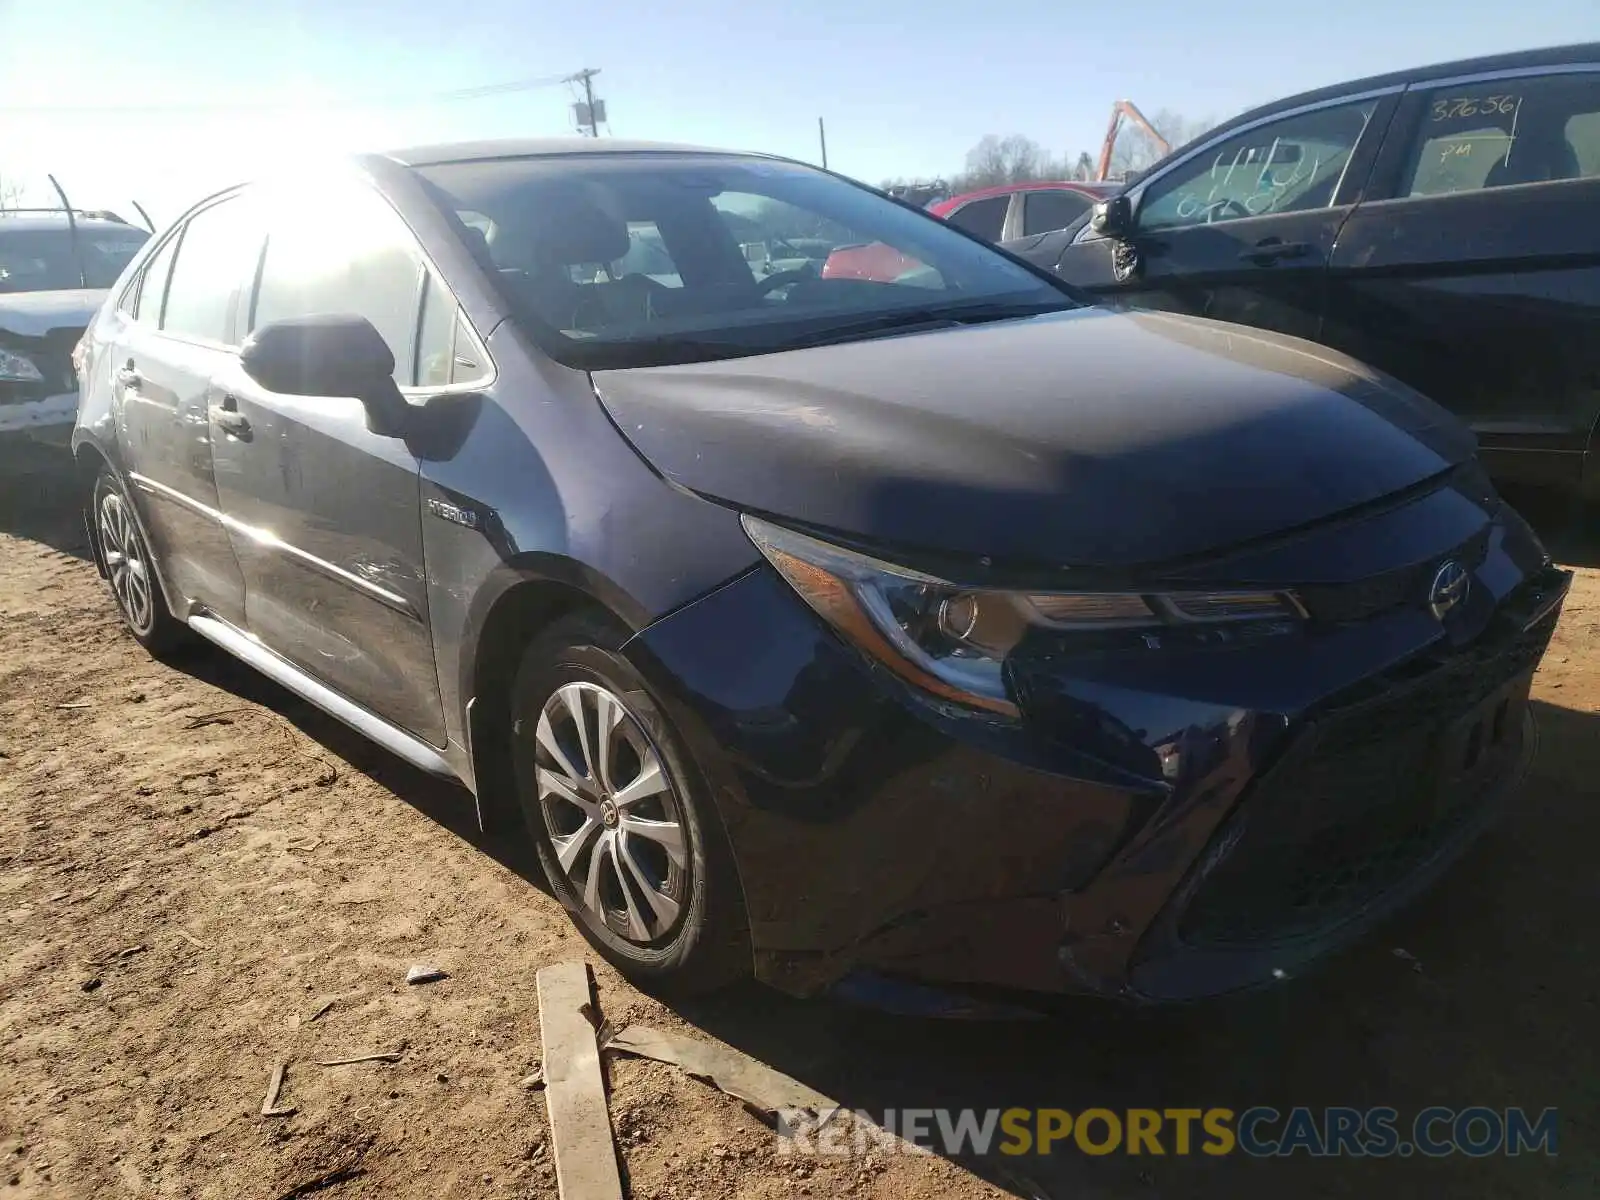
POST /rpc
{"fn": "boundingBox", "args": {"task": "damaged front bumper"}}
[0,390,78,439]
[624,479,1569,1003]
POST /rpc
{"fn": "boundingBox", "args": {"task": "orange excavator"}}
[1095,100,1172,181]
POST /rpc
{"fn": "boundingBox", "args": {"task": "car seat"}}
[1483,123,1581,188]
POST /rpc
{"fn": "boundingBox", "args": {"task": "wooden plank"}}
[606,1025,836,1119]
[536,961,624,1200]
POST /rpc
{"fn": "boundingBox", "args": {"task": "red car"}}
[823,180,1116,282]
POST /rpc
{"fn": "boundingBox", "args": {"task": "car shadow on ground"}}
[0,442,93,560]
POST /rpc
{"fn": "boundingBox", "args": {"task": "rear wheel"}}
[93,468,187,655]
[510,612,750,994]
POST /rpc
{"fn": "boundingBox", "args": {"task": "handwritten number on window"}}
[1432,95,1519,121]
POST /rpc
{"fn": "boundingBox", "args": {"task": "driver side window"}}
[1137,99,1378,232]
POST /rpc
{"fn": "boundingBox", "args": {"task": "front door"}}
[1058,94,1396,344]
[1324,69,1600,492]
[209,184,445,745]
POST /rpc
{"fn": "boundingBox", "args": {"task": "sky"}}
[1,0,1596,226]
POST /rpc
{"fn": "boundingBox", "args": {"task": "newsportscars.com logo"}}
[777,1106,1558,1158]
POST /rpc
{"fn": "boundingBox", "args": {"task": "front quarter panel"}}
[417,321,762,774]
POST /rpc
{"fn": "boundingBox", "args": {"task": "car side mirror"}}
[1091,195,1134,239]
[240,315,410,438]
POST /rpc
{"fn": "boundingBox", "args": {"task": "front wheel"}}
[93,468,187,655]
[510,612,750,994]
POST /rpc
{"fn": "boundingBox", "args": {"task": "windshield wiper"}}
[777,300,1070,351]
[572,301,1074,370]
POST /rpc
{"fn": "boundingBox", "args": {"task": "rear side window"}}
[944,195,1009,241]
[1405,72,1600,196]
[162,196,263,345]
[131,234,179,322]
[1021,189,1093,236]
[253,189,424,385]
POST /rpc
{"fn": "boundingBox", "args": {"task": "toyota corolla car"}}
[72,138,1570,1002]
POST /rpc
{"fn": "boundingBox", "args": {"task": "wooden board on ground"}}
[606,1024,836,1121]
[536,961,624,1200]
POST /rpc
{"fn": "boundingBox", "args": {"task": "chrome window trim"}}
[1408,62,1600,90]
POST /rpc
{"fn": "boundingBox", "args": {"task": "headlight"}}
[0,347,45,383]
[743,516,1303,718]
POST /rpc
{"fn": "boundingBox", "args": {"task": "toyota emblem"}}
[1428,560,1470,621]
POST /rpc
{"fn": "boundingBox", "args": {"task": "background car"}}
[73,139,1567,1006]
[929,180,1120,247]
[1,210,149,442]
[820,181,1120,284]
[1032,42,1600,505]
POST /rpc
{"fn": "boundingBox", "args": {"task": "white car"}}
[1,212,149,441]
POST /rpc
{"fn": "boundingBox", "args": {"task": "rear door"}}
[1325,65,1600,492]
[113,194,259,627]
[1056,92,1397,343]
[210,183,446,745]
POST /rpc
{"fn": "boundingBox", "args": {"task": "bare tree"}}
[0,173,23,211]
[959,134,1063,190]
[1108,109,1216,179]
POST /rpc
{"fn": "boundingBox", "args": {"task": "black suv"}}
[1031,43,1600,504]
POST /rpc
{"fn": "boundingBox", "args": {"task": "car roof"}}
[0,214,141,233]
[929,180,1116,212]
[1161,41,1600,162]
[384,136,763,167]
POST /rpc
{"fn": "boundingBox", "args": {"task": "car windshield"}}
[415,153,1075,369]
[0,225,149,293]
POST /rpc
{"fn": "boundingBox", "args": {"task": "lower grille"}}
[1177,606,1557,949]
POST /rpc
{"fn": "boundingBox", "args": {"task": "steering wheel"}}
[754,265,817,295]
[1205,198,1252,223]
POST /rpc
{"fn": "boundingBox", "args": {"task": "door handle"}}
[209,399,251,438]
[1238,240,1312,266]
[115,362,141,390]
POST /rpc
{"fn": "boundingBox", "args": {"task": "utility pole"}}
[817,117,828,169]
[567,68,603,136]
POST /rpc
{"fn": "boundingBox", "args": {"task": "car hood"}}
[0,288,107,337]
[591,308,1475,568]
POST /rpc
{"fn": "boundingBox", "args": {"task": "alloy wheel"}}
[99,490,156,635]
[533,681,688,944]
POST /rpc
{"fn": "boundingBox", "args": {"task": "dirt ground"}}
[1,443,1596,1200]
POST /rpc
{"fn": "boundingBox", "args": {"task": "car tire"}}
[510,611,751,994]
[92,467,188,656]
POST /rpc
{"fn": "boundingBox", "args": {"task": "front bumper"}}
[0,390,78,439]
[625,482,1569,1002]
